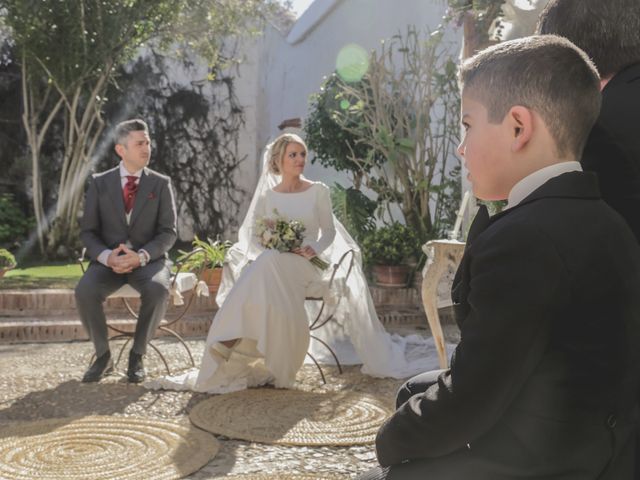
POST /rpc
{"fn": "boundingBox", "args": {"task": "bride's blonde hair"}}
[268,133,307,175]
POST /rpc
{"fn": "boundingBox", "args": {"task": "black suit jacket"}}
[80,166,177,262]
[376,172,640,478]
[583,62,640,242]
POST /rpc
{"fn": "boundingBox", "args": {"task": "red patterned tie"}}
[123,175,138,214]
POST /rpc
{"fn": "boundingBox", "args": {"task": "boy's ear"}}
[507,105,533,152]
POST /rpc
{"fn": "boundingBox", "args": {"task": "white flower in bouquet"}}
[255,209,329,270]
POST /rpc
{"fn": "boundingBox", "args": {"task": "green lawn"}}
[1,263,87,289]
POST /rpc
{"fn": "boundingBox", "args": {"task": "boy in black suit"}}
[358,35,640,479]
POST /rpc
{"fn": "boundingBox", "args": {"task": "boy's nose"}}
[457,142,465,157]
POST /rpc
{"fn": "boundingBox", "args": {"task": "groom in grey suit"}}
[75,119,177,383]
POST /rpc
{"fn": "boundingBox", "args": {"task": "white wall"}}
[224,0,462,238]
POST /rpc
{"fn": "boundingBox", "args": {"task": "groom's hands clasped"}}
[107,244,141,273]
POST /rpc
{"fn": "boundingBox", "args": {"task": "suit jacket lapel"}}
[129,168,154,229]
[465,204,490,248]
[107,169,128,228]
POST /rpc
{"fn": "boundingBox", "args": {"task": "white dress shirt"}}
[97,162,149,267]
[506,161,582,209]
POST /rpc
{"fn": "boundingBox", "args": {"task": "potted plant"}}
[176,236,231,293]
[0,248,16,278]
[362,223,420,287]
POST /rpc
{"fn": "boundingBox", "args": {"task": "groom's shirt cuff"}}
[138,249,150,263]
[97,249,112,267]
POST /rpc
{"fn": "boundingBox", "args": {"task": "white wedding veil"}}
[216,134,446,379]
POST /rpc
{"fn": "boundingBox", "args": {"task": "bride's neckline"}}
[271,182,316,194]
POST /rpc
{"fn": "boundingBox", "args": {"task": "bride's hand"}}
[292,246,316,259]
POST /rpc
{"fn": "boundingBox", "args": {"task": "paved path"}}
[0,326,460,479]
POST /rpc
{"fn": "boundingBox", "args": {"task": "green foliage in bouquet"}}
[362,222,420,266]
[255,209,329,270]
[176,236,231,271]
[0,248,17,269]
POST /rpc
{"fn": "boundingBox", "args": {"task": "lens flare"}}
[336,44,369,83]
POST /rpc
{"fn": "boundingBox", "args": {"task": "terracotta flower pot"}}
[371,264,410,288]
[201,267,223,294]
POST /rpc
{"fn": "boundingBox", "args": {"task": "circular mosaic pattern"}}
[0,415,219,480]
[189,389,392,446]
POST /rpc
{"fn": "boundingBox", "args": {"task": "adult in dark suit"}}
[538,3,640,478]
[75,119,177,383]
[537,0,640,242]
[358,36,640,479]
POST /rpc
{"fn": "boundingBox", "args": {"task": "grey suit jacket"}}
[80,166,177,262]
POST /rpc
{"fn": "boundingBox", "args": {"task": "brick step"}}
[0,289,218,317]
[0,307,454,344]
[0,286,441,316]
[0,285,456,343]
[0,316,214,344]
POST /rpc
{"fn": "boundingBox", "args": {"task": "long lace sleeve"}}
[305,184,336,255]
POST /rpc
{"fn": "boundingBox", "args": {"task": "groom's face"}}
[116,130,151,174]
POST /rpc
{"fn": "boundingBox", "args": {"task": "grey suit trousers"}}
[75,259,171,356]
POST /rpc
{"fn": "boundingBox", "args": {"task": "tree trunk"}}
[47,70,109,257]
[20,59,63,256]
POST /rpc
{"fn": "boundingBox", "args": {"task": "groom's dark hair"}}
[114,119,149,146]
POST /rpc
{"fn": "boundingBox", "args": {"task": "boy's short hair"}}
[537,0,640,78]
[459,35,600,159]
[114,119,149,146]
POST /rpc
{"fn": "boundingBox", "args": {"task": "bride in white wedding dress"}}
[147,133,447,394]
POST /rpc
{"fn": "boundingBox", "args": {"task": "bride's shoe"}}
[233,341,261,359]
[210,341,235,362]
[211,339,260,362]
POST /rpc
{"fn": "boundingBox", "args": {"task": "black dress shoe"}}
[127,351,145,383]
[82,351,113,383]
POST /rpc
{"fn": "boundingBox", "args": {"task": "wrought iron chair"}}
[305,249,356,384]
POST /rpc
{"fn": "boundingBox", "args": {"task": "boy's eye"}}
[462,122,470,131]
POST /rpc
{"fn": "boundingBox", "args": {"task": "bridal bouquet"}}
[255,210,329,270]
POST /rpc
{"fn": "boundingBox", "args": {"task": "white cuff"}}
[97,249,112,267]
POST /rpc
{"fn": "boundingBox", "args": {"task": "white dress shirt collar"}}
[119,161,143,179]
[507,161,582,209]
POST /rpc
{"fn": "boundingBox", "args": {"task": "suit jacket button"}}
[606,414,617,428]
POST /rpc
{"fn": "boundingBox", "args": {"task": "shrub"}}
[0,248,16,269]
[0,194,33,248]
[362,222,421,266]
[176,236,231,271]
